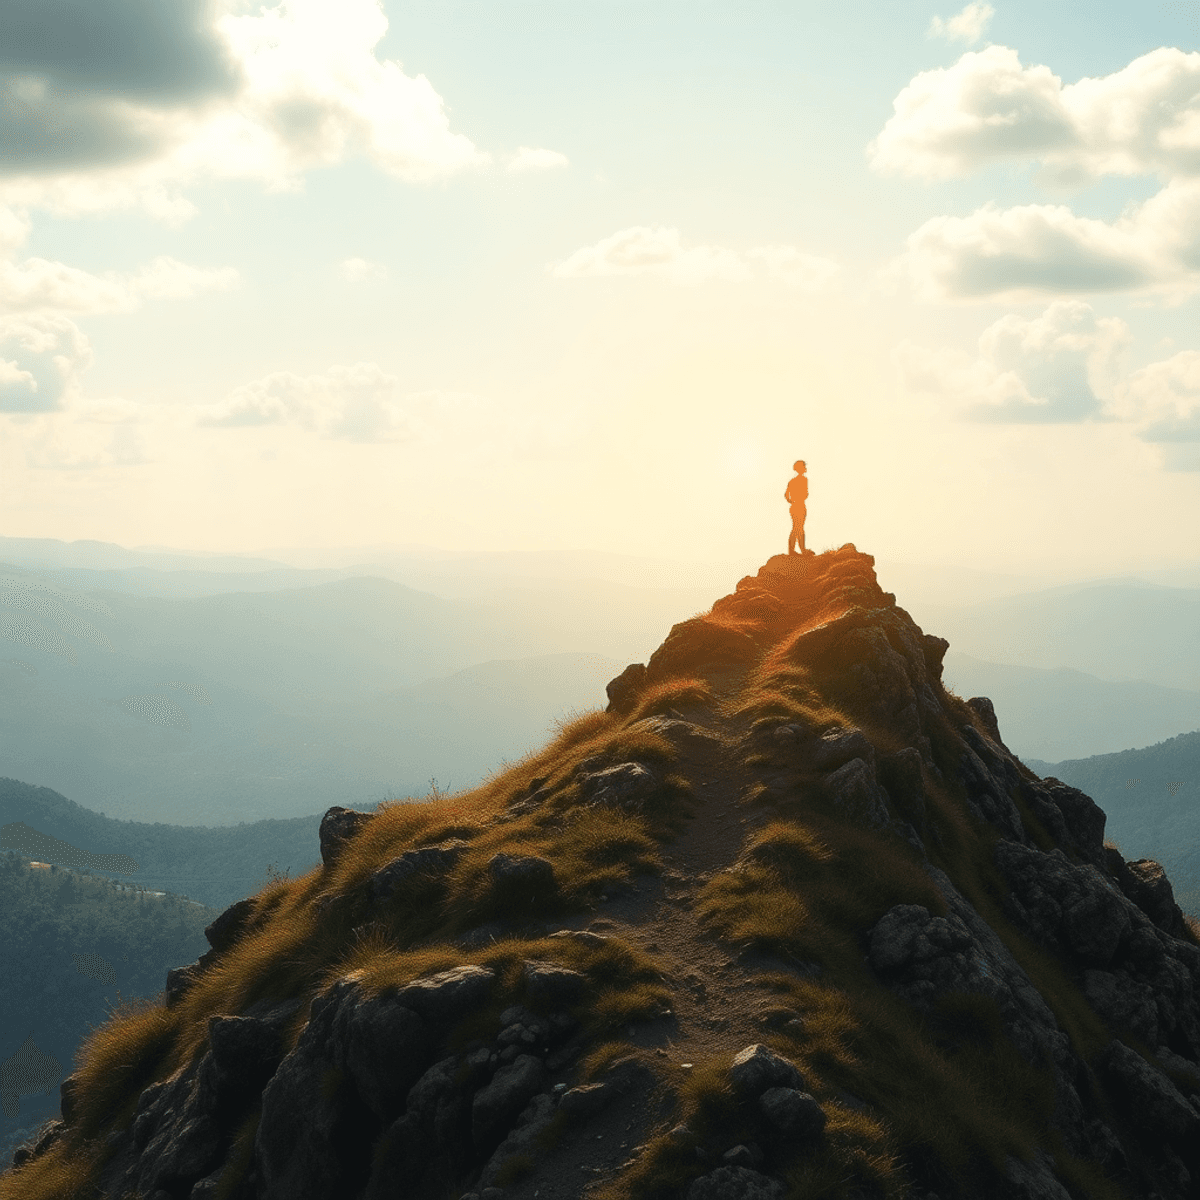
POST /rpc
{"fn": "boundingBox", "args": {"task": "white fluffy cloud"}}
[0,315,92,411]
[870,45,1200,182]
[0,0,488,220]
[896,300,1129,422]
[507,146,569,173]
[1112,351,1200,467]
[552,227,839,289]
[199,361,409,441]
[890,178,1200,301]
[928,3,994,46]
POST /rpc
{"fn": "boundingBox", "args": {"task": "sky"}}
[1,0,1200,579]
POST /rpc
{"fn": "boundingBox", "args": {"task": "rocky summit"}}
[5,545,1200,1200]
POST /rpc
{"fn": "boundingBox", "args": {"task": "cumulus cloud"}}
[339,256,387,282]
[896,300,1129,422]
[928,3,994,45]
[869,45,1200,182]
[1112,350,1200,467]
[0,315,92,411]
[506,146,569,173]
[889,178,1200,301]
[199,361,409,441]
[552,226,839,289]
[0,249,238,315]
[0,0,487,220]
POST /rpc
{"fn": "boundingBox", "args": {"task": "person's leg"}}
[788,529,797,554]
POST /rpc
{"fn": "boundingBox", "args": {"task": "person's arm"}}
[783,484,792,502]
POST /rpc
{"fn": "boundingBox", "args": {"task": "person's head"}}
[793,460,806,474]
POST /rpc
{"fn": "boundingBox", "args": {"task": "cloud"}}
[1112,350,1200,467]
[889,178,1200,301]
[896,300,1130,422]
[339,256,387,282]
[869,45,1200,182]
[199,361,410,441]
[507,146,569,173]
[0,0,487,220]
[0,250,238,315]
[0,315,92,411]
[928,3,994,45]
[552,226,839,288]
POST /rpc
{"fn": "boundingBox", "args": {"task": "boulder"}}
[204,897,259,955]
[523,959,588,1009]
[580,762,660,813]
[559,1082,613,1119]
[394,965,497,1030]
[965,696,1004,746]
[318,806,374,868]
[487,852,556,901]
[823,757,891,829]
[368,840,468,902]
[813,727,875,772]
[1124,858,1188,939]
[686,1165,786,1200]
[1082,969,1160,1046]
[728,1044,804,1099]
[1099,1040,1200,1142]
[758,1087,826,1140]
[606,662,647,713]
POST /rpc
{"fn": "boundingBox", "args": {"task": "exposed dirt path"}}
[499,671,818,1200]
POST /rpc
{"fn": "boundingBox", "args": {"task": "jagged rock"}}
[728,1044,804,1098]
[368,840,468,901]
[1099,1040,1200,1141]
[580,762,660,812]
[1036,779,1108,867]
[606,661,647,713]
[487,852,556,901]
[394,965,497,1030]
[645,615,760,680]
[758,1087,826,1140]
[878,746,927,827]
[318,805,374,868]
[957,737,1027,843]
[204,897,259,956]
[1083,968,1161,1045]
[966,695,1004,745]
[823,757,891,829]
[471,1054,544,1148]
[813,726,875,771]
[478,1092,557,1189]
[993,842,1130,966]
[523,959,588,1008]
[634,715,723,752]
[686,1165,786,1200]
[1124,858,1189,939]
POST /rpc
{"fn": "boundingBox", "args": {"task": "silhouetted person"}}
[785,461,809,555]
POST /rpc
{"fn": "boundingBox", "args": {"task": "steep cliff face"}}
[6,545,1200,1200]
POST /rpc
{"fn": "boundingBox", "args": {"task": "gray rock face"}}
[728,1044,805,1098]
[368,840,468,902]
[1100,1039,1200,1142]
[823,757,892,829]
[813,727,875,772]
[579,761,660,812]
[471,1054,544,1148]
[393,965,496,1030]
[523,959,588,1009]
[686,1165,786,1200]
[317,805,374,868]
[605,661,647,713]
[487,852,556,900]
[758,1087,826,1140]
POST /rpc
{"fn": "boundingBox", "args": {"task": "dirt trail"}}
[501,675,815,1199]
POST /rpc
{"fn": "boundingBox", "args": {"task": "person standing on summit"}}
[785,461,809,555]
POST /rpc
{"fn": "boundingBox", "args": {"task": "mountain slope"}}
[4,546,1199,1200]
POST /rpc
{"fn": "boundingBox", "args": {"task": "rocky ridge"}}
[4,545,1200,1200]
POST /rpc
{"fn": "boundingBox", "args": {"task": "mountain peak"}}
[9,546,1200,1200]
